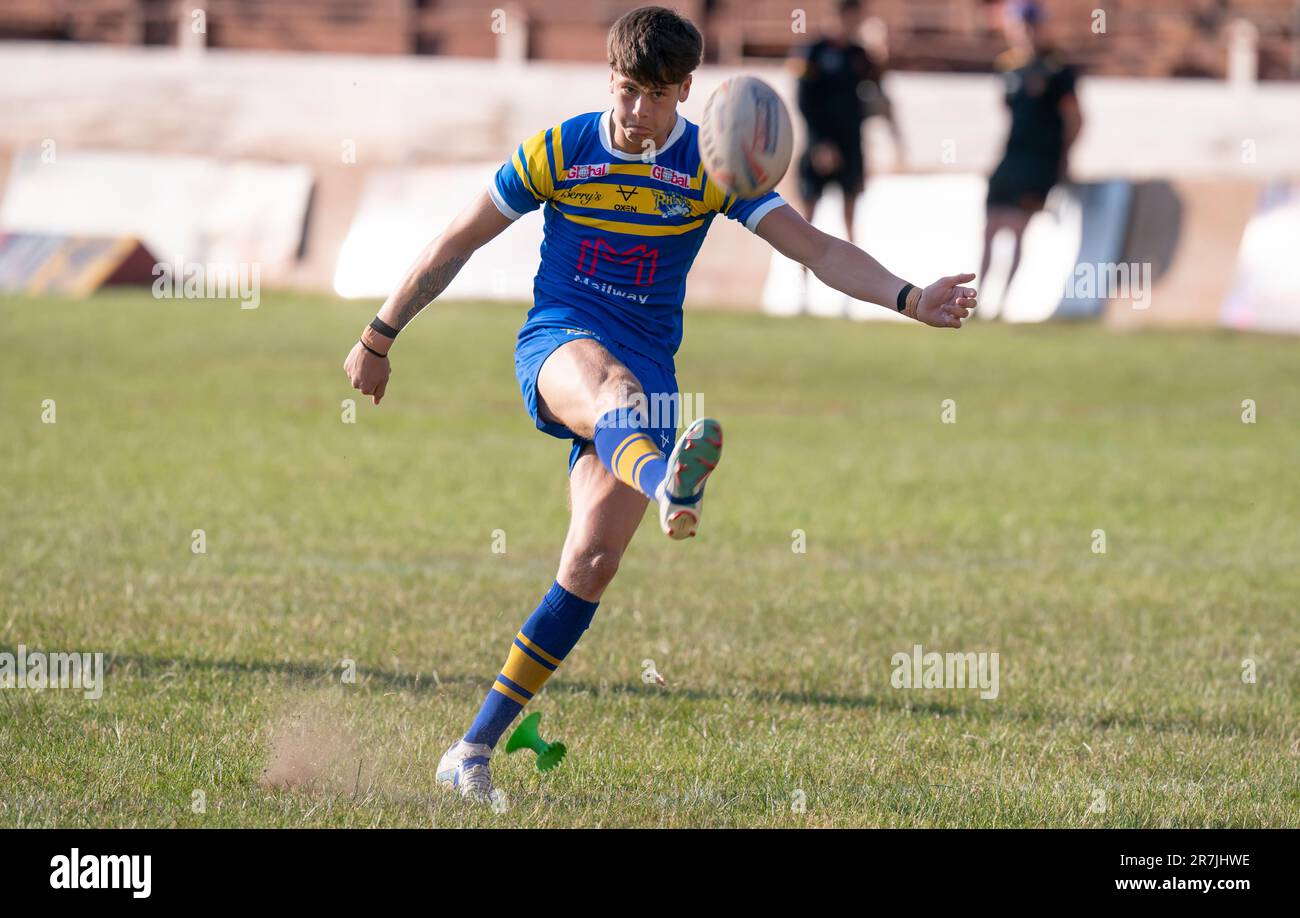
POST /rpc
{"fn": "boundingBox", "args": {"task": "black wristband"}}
[369,317,399,339]
[359,339,388,359]
[896,283,915,313]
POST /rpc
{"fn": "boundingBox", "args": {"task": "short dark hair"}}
[607,6,703,87]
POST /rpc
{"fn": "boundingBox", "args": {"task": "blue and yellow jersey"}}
[489,109,785,362]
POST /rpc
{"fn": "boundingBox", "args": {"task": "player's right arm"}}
[343,124,557,404]
[342,190,511,405]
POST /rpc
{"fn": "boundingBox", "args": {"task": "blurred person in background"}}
[788,0,905,312]
[980,0,1082,319]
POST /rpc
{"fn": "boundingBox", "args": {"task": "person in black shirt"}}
[789,0,903,252]
[980,0,1082,318]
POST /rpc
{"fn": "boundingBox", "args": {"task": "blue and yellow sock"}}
[463,581,599,748]
[592,407,668,499]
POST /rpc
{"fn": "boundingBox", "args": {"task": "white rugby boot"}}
[435,739,494,802]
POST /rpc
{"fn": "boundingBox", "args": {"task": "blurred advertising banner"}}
[333,163,542,302]
[761,175,1133,323]
[0,233,158,295]
[0,147,312,280]
[1221,182,1300,335]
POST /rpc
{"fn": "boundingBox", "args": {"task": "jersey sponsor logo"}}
[572,273,650,305]
[557,188,604,206]
[650,165,691,189]
[576,238,659,286]
[612,186,642,212]
[566,162,609,180]
[651,189,692,219]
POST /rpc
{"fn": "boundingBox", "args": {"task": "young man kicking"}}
[342,6,977,801]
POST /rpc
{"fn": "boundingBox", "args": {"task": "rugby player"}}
[343,5,977,801]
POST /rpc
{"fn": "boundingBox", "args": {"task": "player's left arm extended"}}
[755,204,976,328]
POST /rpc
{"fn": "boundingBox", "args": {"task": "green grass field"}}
[2,289,1297,827]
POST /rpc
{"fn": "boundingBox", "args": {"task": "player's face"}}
[608,73,691,155]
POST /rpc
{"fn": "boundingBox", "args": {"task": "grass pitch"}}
[1,289,1297,827]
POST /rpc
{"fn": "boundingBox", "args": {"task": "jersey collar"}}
[599,109,686,161]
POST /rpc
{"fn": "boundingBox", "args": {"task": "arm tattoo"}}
[392,254,468,331]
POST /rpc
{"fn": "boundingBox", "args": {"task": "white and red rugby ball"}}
[698,76,794,199]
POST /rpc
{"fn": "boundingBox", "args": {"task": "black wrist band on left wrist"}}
[896,283,915,313]
[369,317,399,339]
[359,339,388,359]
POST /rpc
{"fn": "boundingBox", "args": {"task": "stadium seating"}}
[2,0,1295,79]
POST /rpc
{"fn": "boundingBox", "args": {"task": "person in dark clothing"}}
[789,0,903,249]
[980,0,1083,318]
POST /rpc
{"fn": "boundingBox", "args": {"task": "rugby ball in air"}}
[698,76,793,199]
